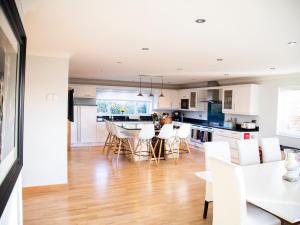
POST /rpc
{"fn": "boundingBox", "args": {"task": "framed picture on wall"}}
[0,0,26,217]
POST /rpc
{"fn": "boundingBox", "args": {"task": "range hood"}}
[200,89,220,103]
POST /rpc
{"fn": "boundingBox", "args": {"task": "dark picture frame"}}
[0,0,26,217]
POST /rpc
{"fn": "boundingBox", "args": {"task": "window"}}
[96,99,151,116]
[277,87,300,138]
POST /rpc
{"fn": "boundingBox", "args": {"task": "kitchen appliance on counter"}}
[172,111,184,122]
[241,122,256,129]
[190,124,213,146]
[181,99,189,109]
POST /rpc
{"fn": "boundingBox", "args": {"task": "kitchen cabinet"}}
[190,91,197,109]
[179,89,190,99]
[71,105,98,146]
[213,128,259,164]
[70,85,97,98]
[197,89,208,112]
[97,122,109,144]
[222,84,259,115]
[153,89,179,110]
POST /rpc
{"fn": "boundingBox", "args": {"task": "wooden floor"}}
[23,147,212,225]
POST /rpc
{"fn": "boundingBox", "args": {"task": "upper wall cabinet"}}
[222,84,259,115]
[71,85,97,98]
[179,89,190,99]
[153,89,179,110]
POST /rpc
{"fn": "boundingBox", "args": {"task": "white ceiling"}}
[21,0,300,84]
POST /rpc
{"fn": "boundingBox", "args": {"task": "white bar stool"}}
[173,123,192,162]
[108,123,135,166]
[134,124,158,166]
[103,120,113,152]
[153,124,175,165]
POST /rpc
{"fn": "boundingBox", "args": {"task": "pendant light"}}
[159,76,164,97]
[149,76,154,97]
[137,75,143,96]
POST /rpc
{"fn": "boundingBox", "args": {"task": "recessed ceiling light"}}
[195,19,206,23]
[141,47,149,50]
[269,67,276,70]
[217,58,223,62]
[288,41,297,45]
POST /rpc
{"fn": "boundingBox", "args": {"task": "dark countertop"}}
[211,125,259,132]
[98,116,259,132]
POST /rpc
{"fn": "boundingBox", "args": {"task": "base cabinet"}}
[71,105,98,147]
[213,128,259,164]
[97,122,109,145]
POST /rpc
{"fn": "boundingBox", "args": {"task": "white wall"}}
[0,175,23,225]
[220,75,300,148]
[23,55,69,187]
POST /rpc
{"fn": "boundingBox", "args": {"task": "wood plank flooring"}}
[23,147,212,225]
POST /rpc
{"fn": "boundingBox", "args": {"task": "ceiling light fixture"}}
[116,61,122,64]
[137,75,143,97]
[269,67,276,70]
[159,76,165,98]
[142,47,149,50]
[195,19,206,23]
[149,76,154,97]
[217,58,223,62]
[288,41,297,45]
[177,68,183,71]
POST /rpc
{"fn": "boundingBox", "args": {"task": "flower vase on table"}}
[283,149,300,182]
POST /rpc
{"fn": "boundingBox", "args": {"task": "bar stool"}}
[103,120,113,152]
[108,123,135,165]
[154,124,176,165]
[134,124,158,166]
[173,123,192,162]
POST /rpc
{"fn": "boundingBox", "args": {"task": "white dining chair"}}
[237,139,260,166]
[203,142,231,219]
[135,124,158,166]
[173,123,192,162]
[261,138,282,163]
[209,157,281,225]
[154,124,175,164]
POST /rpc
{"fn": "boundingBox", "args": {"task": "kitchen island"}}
[112,121,178,161]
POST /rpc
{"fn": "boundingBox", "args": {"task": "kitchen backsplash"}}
[181,111,208,120]
[224,114,259,125]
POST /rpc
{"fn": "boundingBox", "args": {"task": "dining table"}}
[195,161,300,224]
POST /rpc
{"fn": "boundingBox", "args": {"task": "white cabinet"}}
[189,90,197,109]
[179,89,190,99]
[222,84,259,115]
[213,128,259,164]
[153,89,179,110]
[197,89,208,112]
[97,122,109,144]
[70,85,97,98]
[71,105,98,146]
[80,106,97,143]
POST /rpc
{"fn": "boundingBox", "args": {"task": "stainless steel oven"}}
[190,125,213,144]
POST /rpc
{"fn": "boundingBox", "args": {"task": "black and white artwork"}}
[0,6,19,185]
